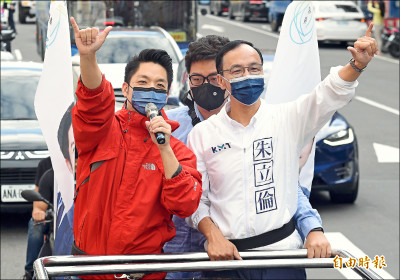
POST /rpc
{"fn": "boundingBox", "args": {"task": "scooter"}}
[387,31,399,58]
[0,28,15,52]
[21,190,54,258]
[381,26,400,58]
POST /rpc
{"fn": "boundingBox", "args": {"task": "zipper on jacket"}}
[243,145,249,237]
[128,111,132,144]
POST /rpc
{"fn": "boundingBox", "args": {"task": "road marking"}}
[205,14,280,39]
[201,24,225,33]
[373,143,399,163]
[325,232,395,279]
[14,49,23,61]
[197,32,203,38]
[355,96,399,116]
[261,24,270,31]
[375,54,399,64]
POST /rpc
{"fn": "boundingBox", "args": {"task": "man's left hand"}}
[304,231,331,258]
[347,23,378,69]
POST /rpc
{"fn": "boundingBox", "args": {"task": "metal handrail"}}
[33,249,384,280]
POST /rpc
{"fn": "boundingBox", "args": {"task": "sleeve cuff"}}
[301,216,323,240]
[330,66,359,89]
[187,211,209,230]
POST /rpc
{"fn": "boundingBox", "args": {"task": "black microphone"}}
[145,103,166,144]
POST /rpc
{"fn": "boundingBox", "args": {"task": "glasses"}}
[220,64,263,78]
[189,74,219,86]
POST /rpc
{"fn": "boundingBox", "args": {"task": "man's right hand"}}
[32,208,46,222]
[70,17,112,56]
[198,217,242,261]
[207,234,242,261]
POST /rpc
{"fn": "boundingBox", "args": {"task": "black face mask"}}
[190,83,227,112]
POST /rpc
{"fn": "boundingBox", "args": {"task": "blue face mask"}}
[225,75,265,106]
[129,86,168,115]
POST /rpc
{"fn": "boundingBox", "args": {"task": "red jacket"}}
[72,76,202,279]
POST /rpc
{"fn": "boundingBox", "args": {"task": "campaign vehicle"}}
[71,27,184,110]
[1,61,49,211]
[228,0,270,22]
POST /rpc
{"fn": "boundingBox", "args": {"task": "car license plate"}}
[1,184,35,202]
[337,20,349,25]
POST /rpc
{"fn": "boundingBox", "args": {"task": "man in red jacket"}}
[69,17,202,279]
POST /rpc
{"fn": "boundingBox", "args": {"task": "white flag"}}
[34,0,75,255]
[265,1,320,196]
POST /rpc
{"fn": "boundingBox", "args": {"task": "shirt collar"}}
[193,102,205,122]
[221,99,264,128]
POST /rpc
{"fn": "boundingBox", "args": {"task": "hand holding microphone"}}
[145,103,168,145]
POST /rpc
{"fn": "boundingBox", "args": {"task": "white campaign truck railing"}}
[34,249,383,280]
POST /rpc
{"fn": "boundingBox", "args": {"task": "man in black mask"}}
[166,35,230,145]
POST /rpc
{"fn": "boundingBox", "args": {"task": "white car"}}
[72,26,184,112]
[1,61,49,210]
[312,1,368,44]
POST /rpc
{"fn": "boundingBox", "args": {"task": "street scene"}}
[1,1,399,279]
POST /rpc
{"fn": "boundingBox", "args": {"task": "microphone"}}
[145,103,166,144]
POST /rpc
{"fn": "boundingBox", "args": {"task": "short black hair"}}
[185,35,230,73]
[124,49,173,90]
[57,102,74,162]
[216,40,263,74]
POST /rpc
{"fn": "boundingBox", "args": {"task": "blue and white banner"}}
[265,1,320,195]
[34,0,75,256]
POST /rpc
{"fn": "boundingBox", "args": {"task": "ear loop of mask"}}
[220,75,232,95]
[124,83,133,108]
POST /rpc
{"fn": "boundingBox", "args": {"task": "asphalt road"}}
[1,10,399,280]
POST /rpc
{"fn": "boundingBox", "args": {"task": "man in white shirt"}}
[187,24,377,279]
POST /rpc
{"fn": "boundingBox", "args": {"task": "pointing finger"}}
[70,17,80,36]
[366,22,373,37]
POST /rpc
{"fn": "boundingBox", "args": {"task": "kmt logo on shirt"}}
[255,187,277,214]
[211,142,231,153]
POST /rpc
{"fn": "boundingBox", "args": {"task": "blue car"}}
[313,112,359,203]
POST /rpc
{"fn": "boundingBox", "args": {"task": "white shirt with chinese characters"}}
[187,66,358,250]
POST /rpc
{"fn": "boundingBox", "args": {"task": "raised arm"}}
[70,17,112,89]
